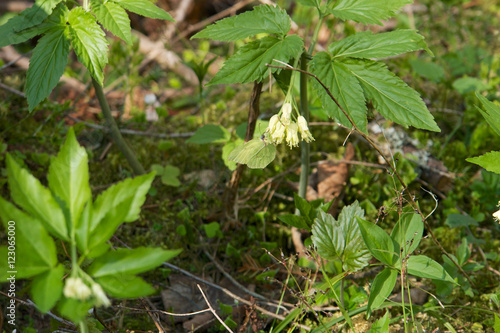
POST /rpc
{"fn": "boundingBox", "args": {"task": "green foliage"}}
[91,0,132,44]
[228,138,276,169]
[186,124,230,144]
[151,164,181,187]
[467,152,500,174]
[311,202,371,272]
[327,0,411,25]
[0,128,180,323]
[278,193,333,231]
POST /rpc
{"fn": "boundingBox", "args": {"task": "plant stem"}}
[91,78,146,175]
[298,52,310,199]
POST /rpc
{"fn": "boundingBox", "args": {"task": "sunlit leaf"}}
[367,268,397,317]
[31,264,64,313]
[328,0,411,25]
[474,92,500,136]
[112,0,174,21]
[192,5,290,41]
[357,216,399,266]
[208,35,303,85]
[92,0,132,44]
[407,255,456,283]
[467,151,500,175]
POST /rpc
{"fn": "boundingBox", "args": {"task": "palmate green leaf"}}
[406,255,456,283]
[5,154,68,240]
[367,268,397,317]
[467,151,500,175]
[329,30,431,60]
[228,138,276,169]
[68,7,108,86]
[47,128,91,227]
[0,198,57,281]
[344,59,440,132]
[111,0,174,21]
[208,35,303,85]
[92,0,132,44]
[88,172,155,249]
[186,124,231,144]
[97,274,155,298]
[31,264,64,313]
[311,202,371,272]
[474,92,500,136]
[88,247,182,277]
[26,26,70,111]
[192,5,290,41]
[310,52,368,132]
[328,0,411,25]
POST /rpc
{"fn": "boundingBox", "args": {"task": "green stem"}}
[91,78,146,175]
[298,52,310,199]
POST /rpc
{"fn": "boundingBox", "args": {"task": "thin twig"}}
[114,305,211,316]
[197,284,234,333]
[93,307,114,333]
[0,82,25,97]
[265,63,474,286]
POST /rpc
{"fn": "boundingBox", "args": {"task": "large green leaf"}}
[474,92,500,136]
[68,7,108,85]
[328,0,411,25]
[310,52,368,132]
[311,202,371,272]
[390,213,423,257]
[92,0,132,44]
[467,152,500,175]
[97,274,156,298]
[5,154,68,240]
[0,17,46,48]
[406,255,456,283]
[26,26,70,111]
[186,124,230,144]
[47,128,91,228]
[208,35,303,85]
[367,268,397,316]
[329,30,431,60]
[31,264,64,313]
[357,216,399,266]
[15,0,63,30]
[112,0,174,21]
[344,59,440,132]
[88,247,182,277]
[192,5,290,41]
[88,172,155,249]
[0,198,57,280]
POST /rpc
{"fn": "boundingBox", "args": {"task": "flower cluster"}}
[63,277,111,307]
[266,102,314,149]
[494,202,500,223]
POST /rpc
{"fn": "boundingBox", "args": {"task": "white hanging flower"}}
[286,122,299,148]
[493,202,500,223]
[92,283,111,307]
[267,114,280,135]
[297,116,315,143]
[63,277,92,300]
[280,103,292,126]
[271,121,286,144]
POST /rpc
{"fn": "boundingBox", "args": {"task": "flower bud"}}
[92,283,111,307]
[267,114,280,134]
[280,103,292,126]
[64,277,92,301]
[297,116,315,142]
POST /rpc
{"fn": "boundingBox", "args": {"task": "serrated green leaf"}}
[16,0,63,30]
[474,92,500,136]
[88,172,155,249]
[88,247,182,277]
[112,0,174,21]
[47,128,91,231]
[31,264,64,313]
[294,193,313,223]
[278,214,310,230]
[367,268,397,317]
[228,139,276,169]
[328,0,411,25]
[368,311,390,332]
[0,198,57,280]
[26,26,70,111]
[68,7,108,85]
[329,30,431,59]
[5,154,68,240]
[357,216,399,266]
[344,59,440,132]
[192,5,290,41]
[390,213,423,257]
[406,255,456,283]
[0,18,46,48]
[97,274,156,297]
[297,0,321,7]
[186,124,230,144]
[311,202,371,272]
[494,314,500,333]
[310,52,367,132]
[92,0,132,44]
[467,151,500,175]
[208,35,303,85]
